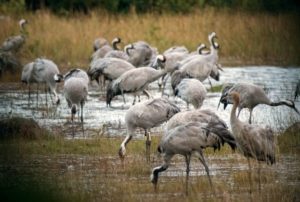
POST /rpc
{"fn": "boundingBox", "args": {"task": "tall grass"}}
[0,8,299,78]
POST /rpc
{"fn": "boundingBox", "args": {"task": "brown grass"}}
[0,8,299,82]
[0,131,299,201]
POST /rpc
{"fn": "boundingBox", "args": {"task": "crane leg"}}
[249,110,253,124]
[185,154,191,196]
[45,85,48,108]
[145,130,151,162]
[119,135,132,160]
[81,101,85,138]
[161,74,169,97]
[196,150,214,192]
[28,85,31,106]
[247,158,253,194]
[258,161,261,193]
[71,112,75,138]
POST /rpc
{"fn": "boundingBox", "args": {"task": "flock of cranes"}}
[1,18,300,196]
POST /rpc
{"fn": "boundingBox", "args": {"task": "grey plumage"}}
[119,97,180,161]
[1,19,28,53]
[166,109,236,150]
[171,33,222,88]
[224,91,276,192]
[174,78,207,109]
[30,58,61,104]
[219,82,299,123]
[93,37,109,52]
[21,62,36,104]
[151,120,233,195]
[61,69,89,137]
[104,43,132,61]
[88,57,135,85]
[158,50,189,95]
[54,68,89,84]
[63,76,88,137]
[126,41,158,67]
[106,55,167,106]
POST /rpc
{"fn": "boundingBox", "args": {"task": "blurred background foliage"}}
[0,0,299,15]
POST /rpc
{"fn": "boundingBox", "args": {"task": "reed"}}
[0,8,299,82]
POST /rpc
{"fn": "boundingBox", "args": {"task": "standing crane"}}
[1,19,28,53]
[151,120,234,195]
[223,91,276,193]
[218,82,299,123]
[174,78,207,109]
[106,55,167,106]
[119,97,180,162]
[28,58,61,106]
[21,62,36,104]
[59,69,89,137]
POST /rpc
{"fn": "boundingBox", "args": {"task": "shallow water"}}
[0,66,300,138]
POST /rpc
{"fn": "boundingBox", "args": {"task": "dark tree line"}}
[2,0,300,14]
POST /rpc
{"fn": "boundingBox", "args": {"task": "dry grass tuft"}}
[0,9,299,81]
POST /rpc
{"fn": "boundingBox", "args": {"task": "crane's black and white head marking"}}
[124,44,134,55]
[217,83,235,110]
[19,19,28,27]
[54,74,64,82]
[197,43,207,55]
[112,37,121,44]
[209,32,219,49]
[152,55,166,69]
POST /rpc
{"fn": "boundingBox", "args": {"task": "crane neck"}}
[230,99,240,129]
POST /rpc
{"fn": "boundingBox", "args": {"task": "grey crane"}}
[174,78,207,109]
[295,80,300,101]
[158,50,189,95]
[166,108,236,150]
[91,37,121,62]
[93,37,109,52]
[119,97,180,162]
[106,55,167,106]
[219,82,299,124]
[223,91,276,192]
[126,41,158,67]
[21,62,36,104]
[1,19,28,53]
[88,57,135,87]
[171,33,222,88]
[28,58,61,106]
[151,120,235,195]
[63,76,88,137]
